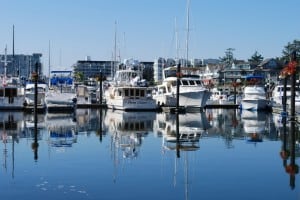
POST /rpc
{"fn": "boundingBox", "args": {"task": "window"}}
[182,80,188,85]
[124,89,129,96]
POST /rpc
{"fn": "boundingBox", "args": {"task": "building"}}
[0,53,43,80]
[72,57,117,81]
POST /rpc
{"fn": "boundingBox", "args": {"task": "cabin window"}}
[130,89,134,97]
[136,89,140,97]
[0,89,3,96]
[189,81,195,85]
[5,88,17,97]
[195,80,201,85]
[124,89,129,97]
[118,90,122,96]
[182,80,189,85]
[171,81,177,86]
[140,90,145,97]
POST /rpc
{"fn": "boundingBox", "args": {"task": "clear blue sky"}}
[0,0,299,72]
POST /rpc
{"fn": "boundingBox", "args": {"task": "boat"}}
[240,75,270,111]
[271,84,300,107]
[76,78,98,106]
[24,81,48,111]
[152,66,211,109]
[104,59,158,111]
[0,46,25,110]
[45,70,77,112]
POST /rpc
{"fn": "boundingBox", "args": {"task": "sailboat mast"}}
[113,21,117,77]
[12,25,15,76]
[48,40,51,87]
[175,17,179,61]
[185,0,190,67]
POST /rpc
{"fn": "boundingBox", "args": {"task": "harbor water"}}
[0,108,299,200]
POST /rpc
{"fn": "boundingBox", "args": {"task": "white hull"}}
[45,90,77,111]
[153,87,211,108]
[0,96,25,110]
[106,97,157,111]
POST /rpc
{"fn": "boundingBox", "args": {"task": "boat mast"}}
[185,0,190,67]
[175,17,179,61]
[48,40,51,87]
[12,25,16,77]
[113,21,117,78]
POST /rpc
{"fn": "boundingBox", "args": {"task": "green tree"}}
[219,48,235,67]
[248,51,264,66]
[282,39,300,63]
[74,71,84,82]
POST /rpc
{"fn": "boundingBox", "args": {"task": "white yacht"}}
[24,82,48,110]
[104,59,157,111]
[45,70,77,112]
[152,66,211,109]
[240,76,270,111]
[271,84,300,107]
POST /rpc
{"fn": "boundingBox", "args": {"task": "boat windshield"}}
[164,69,177,78]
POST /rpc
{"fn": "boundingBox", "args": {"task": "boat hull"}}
[106,98,158,111]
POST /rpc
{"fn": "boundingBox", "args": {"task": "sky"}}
[0,0,299,73]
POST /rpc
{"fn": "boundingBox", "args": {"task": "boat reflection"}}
[155,112,211,151]
[45,113,77,148]
[105,110,155,159]
[241,110,268,143]
[0,112,25,178]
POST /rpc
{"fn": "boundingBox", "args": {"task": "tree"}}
[219,48,235,67]
[248,51,264,66]
[74,71,84,82]
[282,39,300,63]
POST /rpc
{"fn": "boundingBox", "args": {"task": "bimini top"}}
[245,75,264,80]
[51,70,72,74]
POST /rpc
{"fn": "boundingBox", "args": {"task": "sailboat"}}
[0,46,25,110]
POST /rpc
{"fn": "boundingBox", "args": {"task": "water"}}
[0,108,299,200]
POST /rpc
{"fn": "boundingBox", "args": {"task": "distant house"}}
[258,58,279,69]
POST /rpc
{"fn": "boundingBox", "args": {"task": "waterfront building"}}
[72,57,117,81]
[0,53,43,80]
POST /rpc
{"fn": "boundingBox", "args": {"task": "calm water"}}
[0,108,299,200]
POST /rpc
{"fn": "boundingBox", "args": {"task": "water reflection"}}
[105,110,155,159]
[0,109,299,199]
[155,112,210,152]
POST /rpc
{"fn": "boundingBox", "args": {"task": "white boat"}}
[45,70,77,112]
[0,47,25,110]
[152,66,211,108]
[271,84,300,107]
[24,82,48,109]
[104,59,157,111]
[240,76,270,111]
[76,78,98,106]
